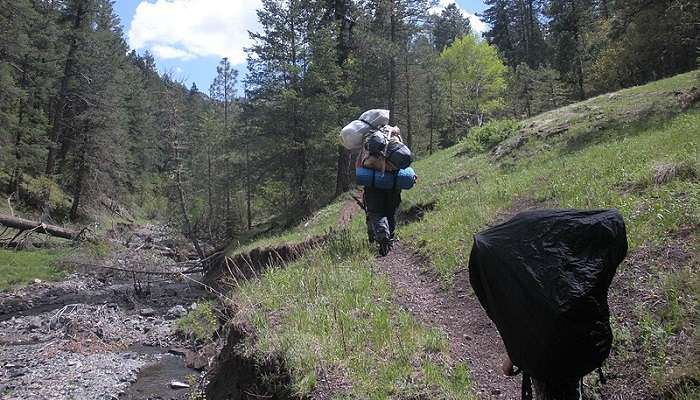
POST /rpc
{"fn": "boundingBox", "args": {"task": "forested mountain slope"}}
[207,71,700,399]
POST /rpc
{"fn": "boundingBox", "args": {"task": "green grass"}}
[225,195,350,257]
[213,71,700,398]
[401,110,700,283]
[175,301,219,343]
[496,71,699,161]
[0,249,66,290]
[233,230,475,399]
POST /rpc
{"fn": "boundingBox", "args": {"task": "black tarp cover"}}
[468,209,628,381]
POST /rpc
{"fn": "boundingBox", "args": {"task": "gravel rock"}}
[167,305,187,319]
[139,308,156,317]
[27,317,43,330]
[170,381,190,389]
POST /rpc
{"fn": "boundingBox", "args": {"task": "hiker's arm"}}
[502,355,517,376]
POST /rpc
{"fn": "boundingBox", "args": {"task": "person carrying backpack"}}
[502,355,583,400]
[469,209,628,400]
[363,184,402,256]
[358,126,409,256]
[340,110,416,257]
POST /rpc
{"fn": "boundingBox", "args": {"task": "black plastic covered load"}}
[468,209,628,381]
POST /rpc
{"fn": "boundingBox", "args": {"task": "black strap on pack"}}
[522,373,533,400]
[359,118,381,131]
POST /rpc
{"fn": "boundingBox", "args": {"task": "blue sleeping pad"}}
[356,167,416,190]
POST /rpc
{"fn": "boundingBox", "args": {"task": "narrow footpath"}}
[375,243,521,400]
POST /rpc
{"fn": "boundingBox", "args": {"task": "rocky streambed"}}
[0,225,215,400]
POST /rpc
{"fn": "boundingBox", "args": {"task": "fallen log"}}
[0,213,81,241]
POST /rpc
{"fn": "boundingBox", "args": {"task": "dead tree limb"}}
[0,213,81,241]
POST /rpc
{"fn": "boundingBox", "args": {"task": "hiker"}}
[363,184,402,256]
[469,209,628,400]
[358,125,415,256]
[502,355,583,400]
[340,110,416,256]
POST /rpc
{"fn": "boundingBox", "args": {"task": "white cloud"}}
[128,0,262,63]
[431,0,488,34]
[152,45,195,60]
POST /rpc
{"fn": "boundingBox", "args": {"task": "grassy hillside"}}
[219,71,700,398]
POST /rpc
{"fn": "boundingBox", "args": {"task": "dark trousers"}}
[363,186,401,242]
[533,379,582,400]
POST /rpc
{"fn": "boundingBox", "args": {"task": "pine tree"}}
[0,1,61,199]
[247,0,345,216]
[66,0,130,220]
[209,57,239,226]
[482,0,548,68]
[432,3,471,52]
[545,0,593,100]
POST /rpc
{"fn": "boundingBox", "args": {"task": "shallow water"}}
[121,345,199,400]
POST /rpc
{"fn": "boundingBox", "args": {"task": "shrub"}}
[460,119,520,155]
[175,302,218,342]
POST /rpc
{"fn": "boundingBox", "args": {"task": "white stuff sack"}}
[339,109,390,150]
[340,120,368,150]
[359,109,390,129]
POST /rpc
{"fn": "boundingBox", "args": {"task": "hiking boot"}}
[379,238,391,257]
[389,234,397,249]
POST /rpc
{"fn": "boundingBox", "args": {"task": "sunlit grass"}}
[0,249,66,290]
[402,111,700,283]
[234,230,475,399]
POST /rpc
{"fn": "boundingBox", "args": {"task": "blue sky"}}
[114,0,488,93]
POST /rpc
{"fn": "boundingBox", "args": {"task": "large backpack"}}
[360,126,413,171]
[340,109,390,150]
[468,209,627,382]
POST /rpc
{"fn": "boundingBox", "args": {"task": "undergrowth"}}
[175,301,219,343]
[225,196,349,257]
[234,229,475,399]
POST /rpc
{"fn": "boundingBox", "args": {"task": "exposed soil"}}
[205,196,364,290]
[375,243,521,399]
[337,192,363,226]
[203,236,327,290]
[399,201,436,224]
[205,323,298,400]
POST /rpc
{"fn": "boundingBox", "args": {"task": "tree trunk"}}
[69,132,89,221]
[12,98,25,197]
[335,145,352,196]
[404,50,412,149]
[0,214,80,240]
[333,0,354,196]
[46,2,85,176]
[388,0,397,125]
[246,143,252,230]
[428,77,435,155]
[175,146,205,260]
[207,146,213,239]
[599,0,609,18]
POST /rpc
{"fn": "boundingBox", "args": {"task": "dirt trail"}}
[375,243,521,399]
